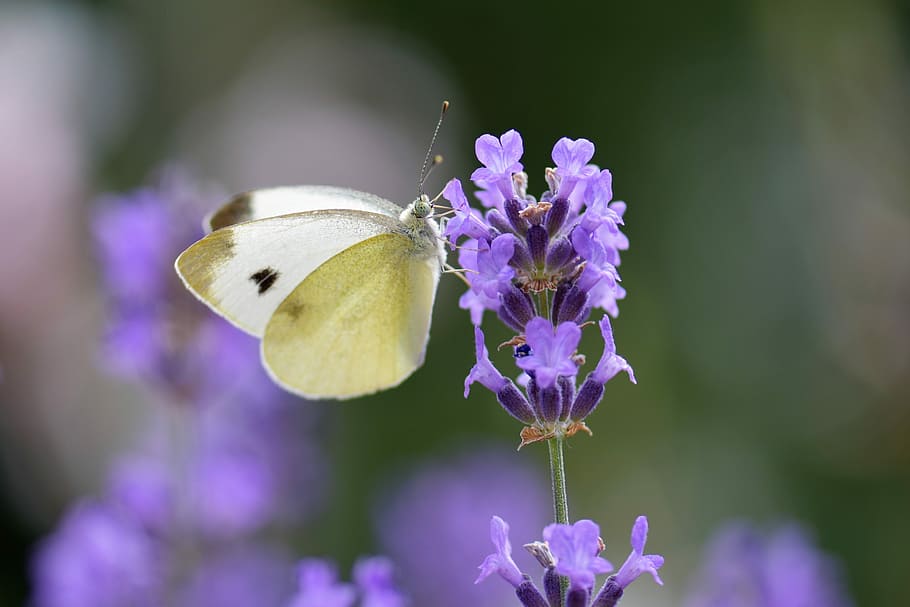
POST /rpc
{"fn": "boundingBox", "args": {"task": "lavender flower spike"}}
[543,519,613,591]
[516,318,582,389]
[476,516,524,588]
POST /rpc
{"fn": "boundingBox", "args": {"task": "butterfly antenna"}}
[419,100,450,196]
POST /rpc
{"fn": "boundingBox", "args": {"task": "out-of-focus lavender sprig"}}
[285,556,408,607]
[476,515,663,607]
[376,448,548,607]
[447,131,635,447]
[682,522,855,607]
[32,169,327,607]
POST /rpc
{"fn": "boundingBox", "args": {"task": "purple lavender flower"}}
[682,522,854,607]
[376,448,548,607]
[544,520,613,592]
[354,557,408,607]
[591,516,664,607]
[477,516,525,587]
[287,560,357,607]
[31,501,162,607]
[471,129,525,206]
[516,318,582,389]
[447,131,635,444]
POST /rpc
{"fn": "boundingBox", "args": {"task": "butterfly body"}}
[175,186,446,399]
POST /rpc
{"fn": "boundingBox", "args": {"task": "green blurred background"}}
[1,0,908,605]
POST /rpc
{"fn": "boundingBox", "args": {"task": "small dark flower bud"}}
[591,577,623,607]
[511,240,534,271]
[505,198,529,235]
[537,386,562,423]
[545,237,575,273]
[555,285,589,324]
[497,382,538,424]
[498,304,526,333]
[516,577,549,607]
[570,375,605,421]
[566,587,591,607]
[542,567,562,607]
[502,284,536,327]
[487,209,515,235]
[546,197,569,235]
[527,376,541,411]
[558,376,576,421]
[527,225,549,268]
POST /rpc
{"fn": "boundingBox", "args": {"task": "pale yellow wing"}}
[261,232,440,400]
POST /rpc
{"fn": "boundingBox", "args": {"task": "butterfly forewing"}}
[206,186,404,232]
[175,210,402,336]
[261,232,441,399]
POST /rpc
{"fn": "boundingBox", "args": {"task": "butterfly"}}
[174,185,447,400]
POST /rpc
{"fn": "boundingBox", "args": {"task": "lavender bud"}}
[543,567,562,607]
[546,197,569,235]
[570,376,605,421]
[527,225,549,268]
[523,542,555,568]
[566,587,591,607]
[497,382,538,424]
[537,386,562,424]
[591,577,623,607]
[545,237,575,273]
[558,376,576,421]
[487,208,515,235]
[516,578,549,607]
[511,240,534,271]
[502,284,536,327]
[498,305,526,333]
[505,198,529,235]
[555,285,589,324]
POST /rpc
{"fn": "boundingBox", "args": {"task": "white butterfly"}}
[175,185,446,400]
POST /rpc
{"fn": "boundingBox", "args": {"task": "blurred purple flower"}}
[376,448,548,607]
[287,560,356,607]
[683,522,854,607]
[32,501,162,607]
[354,557,408,607]
[175,546,296,607]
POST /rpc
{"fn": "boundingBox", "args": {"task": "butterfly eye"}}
[412,195,433,218]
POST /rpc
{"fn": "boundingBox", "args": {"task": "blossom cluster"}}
[444,131,635,445]
[477,515,663,607]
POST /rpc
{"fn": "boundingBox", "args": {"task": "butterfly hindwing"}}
[175,210,402,336]
[261,232,441,399]
[206,186,404,232]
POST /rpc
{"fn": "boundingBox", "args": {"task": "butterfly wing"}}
[175,210,402,336]
[261,232,441,399]
[206,186,404,232]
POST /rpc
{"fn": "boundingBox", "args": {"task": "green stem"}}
[547,436,570,524]
[548,436,571,599]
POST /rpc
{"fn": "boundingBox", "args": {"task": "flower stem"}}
[547,435,570,600]
[547,436,570,525]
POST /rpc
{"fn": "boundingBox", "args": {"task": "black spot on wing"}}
[250,267,280,294]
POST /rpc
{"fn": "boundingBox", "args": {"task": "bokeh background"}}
[2,0,908,605]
